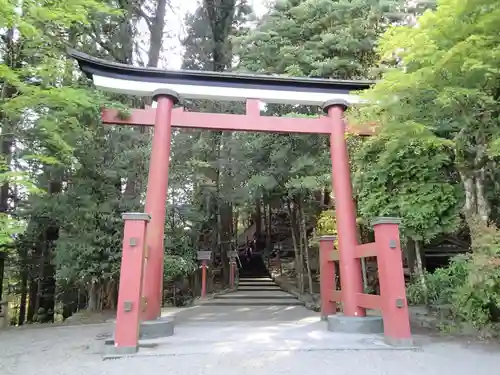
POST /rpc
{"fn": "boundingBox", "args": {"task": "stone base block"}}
[327,314,384,334]
[140,317,175,339]
[102,344,138,359]
[384,336,415,347]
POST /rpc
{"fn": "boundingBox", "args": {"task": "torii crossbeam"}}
[69,50,411,354]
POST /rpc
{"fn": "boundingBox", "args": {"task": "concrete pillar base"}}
[104,317,175,346]
[384,336,415,347]
[327,314,384,334]
[139,317,175,339]
[103,344,138,359]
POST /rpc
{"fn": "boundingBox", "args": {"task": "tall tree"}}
[176,1,253,289]
[235,0,407,79]
[350,0,500,225]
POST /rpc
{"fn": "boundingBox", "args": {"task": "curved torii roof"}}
[68,50,372,106]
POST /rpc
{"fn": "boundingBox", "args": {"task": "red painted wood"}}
[101,107,375,135]
[328,105,366,318]
[115,215,148,351]
[373,221,412,342]
[354,242,378,258]
[355,293,382,310]
[201,260,207,298]
[319,237,337,318]
[142,95,175,321]
[330,290,343,302]
[246,99,261,117]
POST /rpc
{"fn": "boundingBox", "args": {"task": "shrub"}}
[407,217,500,332]
[163,255,197,284]
[406,255,468,306]
[449,219,500,329]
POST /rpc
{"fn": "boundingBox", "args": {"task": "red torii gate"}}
[70,50,411,355]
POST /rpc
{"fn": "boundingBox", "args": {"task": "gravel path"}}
[1,317,500,375]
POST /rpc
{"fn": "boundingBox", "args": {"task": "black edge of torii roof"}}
[68,49,374,95]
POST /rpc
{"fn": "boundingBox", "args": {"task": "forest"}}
[0,0,499,334]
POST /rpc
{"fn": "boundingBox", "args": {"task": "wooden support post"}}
[142,90,178,321]
[114,213,150,353]
[198,251,211,298]
[201,261,207,298]
[324,100,365,318]
[373,217,412,345]
[319,235,337,319]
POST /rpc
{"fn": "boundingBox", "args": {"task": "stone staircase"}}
[205,277,303,306]
[204,256,303,307]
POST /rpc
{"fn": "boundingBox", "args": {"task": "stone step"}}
[238,278,274,282]
[240,272,270,279]
[215,292,294,299]
[203,298,304,306]
[238,286,282,291]
[238,282,276,287]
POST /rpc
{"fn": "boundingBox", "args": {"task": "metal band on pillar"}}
[151,88,181,105]
[322,98,349,113]
[142,89,180,321]
[322,98,365,318]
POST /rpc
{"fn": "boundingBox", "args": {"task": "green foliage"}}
[450,219,500,329]
[236,0,407,79]
[353,122,462,241]
[350,0,500,221]
[315,210,337,236]
[116,107,132,120]
[232,0,418,218]
[0,214,24,247]
[407,218,500,331]
[407,255,468,306]
[310,209,338,249]
[164,256,197,284]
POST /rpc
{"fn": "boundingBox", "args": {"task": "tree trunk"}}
[27,276,37,322]
[17,248,29,325]
[87,282,99,312]
[0,254,4,300]
[405,238,416,277]
[254,198,262,239]
[355,222,368,291]
[297,214,305,295]
[0,28,17,220]
[266,201,272,254]
[413,239,427,302]
[35,180,60,323]
[220,202,233,285]
[123,0,168,198]
[475,167,489,223]
[147,0,168,67]
[460,170,490,224]
[203,0,237,72]
[233,209,239,245]
[287,200,302,291]
[299,202,314,294]
[17,265,28,326]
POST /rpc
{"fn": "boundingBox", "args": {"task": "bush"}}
[407,217,500,333]
[163,255,197,284]
[406,255,468,306]
[449,219,500,329]
[310,210,338,249]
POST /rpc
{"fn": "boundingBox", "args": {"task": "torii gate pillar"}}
[324,99,365,318]
[142,89,179,321]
